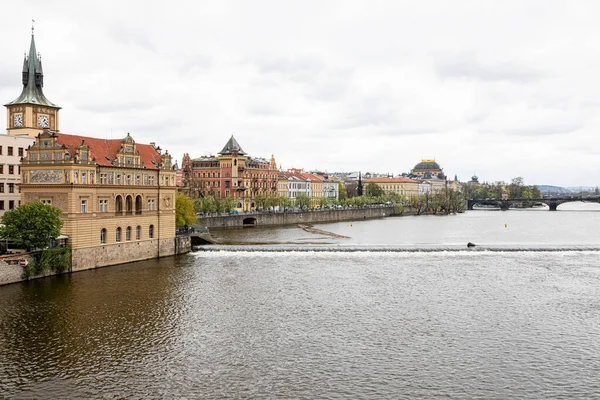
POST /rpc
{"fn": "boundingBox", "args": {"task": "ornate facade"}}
[20,131,177,270]
[6,31,178,270]
[181,136,278,211]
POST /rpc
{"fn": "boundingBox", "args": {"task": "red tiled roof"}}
[54,133,163,170]
[364,177,419,184]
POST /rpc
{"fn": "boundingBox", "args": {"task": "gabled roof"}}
[54,133,164,169]
[5,34,59,108]
[219,135,246,155]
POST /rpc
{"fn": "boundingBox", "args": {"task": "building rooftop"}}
[54,132,166,169]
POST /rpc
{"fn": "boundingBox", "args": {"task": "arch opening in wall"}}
[243,217,257,227]
[115,195,123,214]
[135,195,142,215]
[126,195,133,215]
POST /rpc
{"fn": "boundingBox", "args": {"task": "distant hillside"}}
[536,185,571,194]
[564,186,597,192]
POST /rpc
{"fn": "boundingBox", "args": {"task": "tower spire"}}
[5,28,59,108]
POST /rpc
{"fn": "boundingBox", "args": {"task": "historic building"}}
[0,134,34,217]
[20,131,177,270]
[181,136,278,211]
[5,32,60,137]
[5,32,178,270]
[364,177,420,199]
[411,159,445,179]
[1,32,47,217]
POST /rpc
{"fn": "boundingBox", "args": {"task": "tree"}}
[277,195,294,210]
[219,195,237,212]
[0,202,64,250]
[175,192,197,227]
[365,183,385,197]
[295,193,311,210]
[338,182,347,201]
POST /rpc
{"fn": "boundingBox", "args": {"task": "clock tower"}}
[4,31,61,137]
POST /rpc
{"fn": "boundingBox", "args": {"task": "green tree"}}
[219,195,238,212]
[202,196,218,213]
[295,194,311,210]
[0,202,64,250]
[277,195,293,210]
[175,192,197,227]
[338,182,347,201]
[365,183,385,197]
[265,194,279,210]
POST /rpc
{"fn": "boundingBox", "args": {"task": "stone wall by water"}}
[0,254,32,286]
[194,206,407,229]
[0,237,192,286]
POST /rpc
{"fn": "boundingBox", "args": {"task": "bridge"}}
[467,196,600,211]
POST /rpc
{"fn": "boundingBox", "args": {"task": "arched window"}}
[116,227,122,242]
[126,226,132,241]
[115,195,123,213]
[149,224,154,239]
[135,195,142,215]
[126,195,133,215]
[100,228,106,244]
[136,225,141,240]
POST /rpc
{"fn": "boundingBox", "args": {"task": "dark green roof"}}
[5,34,60,108]
[219,135,246,155]
[413,161,441,171]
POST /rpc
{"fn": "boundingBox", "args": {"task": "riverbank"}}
[192,205,423,229]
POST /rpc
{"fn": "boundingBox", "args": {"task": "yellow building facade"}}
[364,177,420,199]
[7,32,179,271]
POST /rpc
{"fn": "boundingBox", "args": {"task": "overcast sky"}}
[1,1,599,186]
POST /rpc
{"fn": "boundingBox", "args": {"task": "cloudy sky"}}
[1,1,599,186]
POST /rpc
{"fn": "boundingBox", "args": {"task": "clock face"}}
[37,115,49,128]
[13,114,23,127]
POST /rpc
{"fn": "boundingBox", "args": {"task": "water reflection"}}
[0,255,196,397]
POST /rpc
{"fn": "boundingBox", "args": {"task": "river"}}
[1,203,600,398]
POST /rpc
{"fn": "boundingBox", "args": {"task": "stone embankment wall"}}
[0,254,32,286]
[1,237,192,286]
[195,206,407,229]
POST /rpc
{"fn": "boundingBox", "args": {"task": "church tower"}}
[4,30,60,137]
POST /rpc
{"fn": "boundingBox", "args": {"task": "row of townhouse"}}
[277,168,339,204]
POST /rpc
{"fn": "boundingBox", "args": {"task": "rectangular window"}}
[7,147,13,156]
[0,165,3,174]
[0,146,2,155]
[147,199,155,211]
[8,184,14,193]
[0,183,3,193]
[100,174,107,184]
[136,226,141,240]
[117,175,121,185]
[18,148,24,157]
[99,199,108,212]
[0,201,3,210]
[8,166,14,175]
[81,199,87,213]
[9,200,14,210]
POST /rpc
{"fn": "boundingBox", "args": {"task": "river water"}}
[1,204,600,398]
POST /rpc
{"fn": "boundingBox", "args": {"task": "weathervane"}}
[32,19,35,35]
